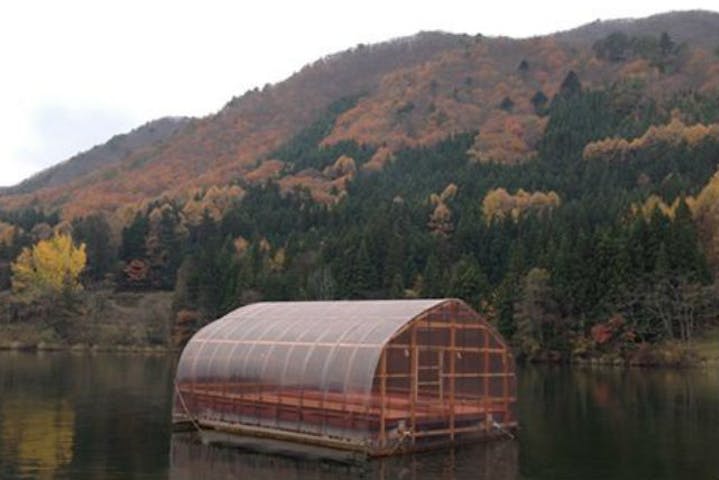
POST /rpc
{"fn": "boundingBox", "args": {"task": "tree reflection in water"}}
[170,432,519,480]
[2,354,718,480]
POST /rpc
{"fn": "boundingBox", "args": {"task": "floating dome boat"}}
[173,299,517,458]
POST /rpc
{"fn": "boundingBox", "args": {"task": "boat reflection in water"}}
[170,432,518,480]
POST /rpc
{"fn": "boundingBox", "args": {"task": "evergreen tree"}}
[558,70,582,98]
[448,254,488,310]
[72,214,116,282]
[667,198,709,280]
[495,243,525,337]
[348,240,375,298]
[146,208,184,289]
[513,268,558,357]
[389,273,404,298]
[531,90,549,115]
[120,213,149,261]
[422,254,442,298]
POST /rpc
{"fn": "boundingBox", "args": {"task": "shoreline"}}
[555,356,719,368]
[1,342,717,367]
[0,341,177,354]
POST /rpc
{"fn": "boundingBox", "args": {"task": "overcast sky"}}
[1,0,717,187]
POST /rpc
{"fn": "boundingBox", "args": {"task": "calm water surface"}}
[1,352,718,479]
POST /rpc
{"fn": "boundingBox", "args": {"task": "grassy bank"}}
[561,329,719,367]
[2,289,718,367]
[0,290,174,350]
[692,328,719,364]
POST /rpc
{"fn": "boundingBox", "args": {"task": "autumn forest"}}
[2,11,719,364]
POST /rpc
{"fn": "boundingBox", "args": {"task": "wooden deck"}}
[178,384,513,433]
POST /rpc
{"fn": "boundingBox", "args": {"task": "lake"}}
[1,352,718,479]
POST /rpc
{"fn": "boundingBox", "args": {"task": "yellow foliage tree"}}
[482,188,560,223]
[0,222,18,246]
[631,194,679,220]
[428,202,453,237]
[692,171,719,269]
[11,233,86,300]
[440,183,458,202]
[323,155,357,179]
[362,146,394,172]
[427,183,459,236]
[583,118,719,162]
[182,184,246,225]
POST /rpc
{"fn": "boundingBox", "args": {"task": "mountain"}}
[0,117,192,196]
[2,10,719,358]
[554,10,719,48]
[0,32,472,217]
[1,10,718,220]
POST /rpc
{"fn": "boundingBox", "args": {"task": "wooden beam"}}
[376,373,413,379]
[377,371,513,379]
[483,327,490,433]
[449,305,456,441]
[379,348,387,446]
[483,328,492,394]
[502,349,510,423]
[413,424,485,438]
[386,344,506,354]
[421,322,487,330]
[438,349,444,401]
[441,372,515,379]
[410,324,417,443]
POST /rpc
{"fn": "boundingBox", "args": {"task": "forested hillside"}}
[1,11,719,362]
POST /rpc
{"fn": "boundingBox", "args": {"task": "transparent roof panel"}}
[176,299,446,398]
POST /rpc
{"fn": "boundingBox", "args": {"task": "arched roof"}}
[176,299,451,397]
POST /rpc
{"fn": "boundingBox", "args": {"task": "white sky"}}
[1,0,717,187]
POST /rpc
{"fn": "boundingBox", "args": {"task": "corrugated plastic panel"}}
[175,299,447,436]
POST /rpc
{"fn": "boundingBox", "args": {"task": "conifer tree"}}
[72,213,115,282]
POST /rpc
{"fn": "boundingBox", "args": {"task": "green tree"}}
[348,240,375,298]
[659,32,675,57]
[72,214,115,282]
[531,90,549,115]
[513,268,558,357]
[558,70,582,98]
[146,207,185,289]
[448,254,487,310]
[422,254,443,298]
[120,213,149,261]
